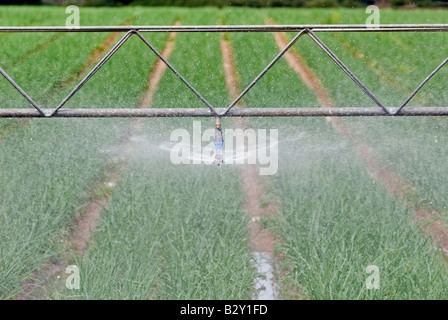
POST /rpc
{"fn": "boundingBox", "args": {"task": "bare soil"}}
[139,24,179,109]
[71,170,119,256]
[220,38,277,254]
[132,22,180,133]
[16,263,65,300]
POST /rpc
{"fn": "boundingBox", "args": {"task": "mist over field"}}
[0,5,448,301]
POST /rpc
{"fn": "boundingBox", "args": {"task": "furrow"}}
[220,35,279,300]
[16,25,180,299]
[269,21,448,256]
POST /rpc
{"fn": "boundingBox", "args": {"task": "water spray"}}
[214,117,224,165]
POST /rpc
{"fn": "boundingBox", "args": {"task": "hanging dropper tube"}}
[214,117,224,165]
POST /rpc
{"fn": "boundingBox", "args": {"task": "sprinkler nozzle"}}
[214,117,224,165]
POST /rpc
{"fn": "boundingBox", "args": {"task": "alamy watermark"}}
[169,121,278,175]
[66,5,80,28]
[366,5,380,29]
[65,265,80,290]
[365,265,380,290]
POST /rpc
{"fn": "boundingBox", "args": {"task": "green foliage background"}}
[2,0,448,8]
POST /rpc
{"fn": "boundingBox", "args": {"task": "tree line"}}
[3,0,448,8]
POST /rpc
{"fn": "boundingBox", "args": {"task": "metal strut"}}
[214,117,224,165]
[0,24,447,118]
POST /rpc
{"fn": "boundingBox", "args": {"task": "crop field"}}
[1,5,448,300]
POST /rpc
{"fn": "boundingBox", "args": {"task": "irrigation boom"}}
[1,24,448,32]
[1,24,447,119]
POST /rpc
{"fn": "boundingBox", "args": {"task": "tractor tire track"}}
[1,33,63,71]
[16,35,63,67]
[269,21,448,256]
[221,35,279,300]
[132,22,179,134]
[16,23,180,299]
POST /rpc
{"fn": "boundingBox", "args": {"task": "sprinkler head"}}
[214,117,224,165]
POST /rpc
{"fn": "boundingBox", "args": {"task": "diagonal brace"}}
[395,56,448,115]
[50,30,134,116]
[221,29,307,116]
[134,30,218,116]
[307,30,391,115]
[0,65,46,116]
